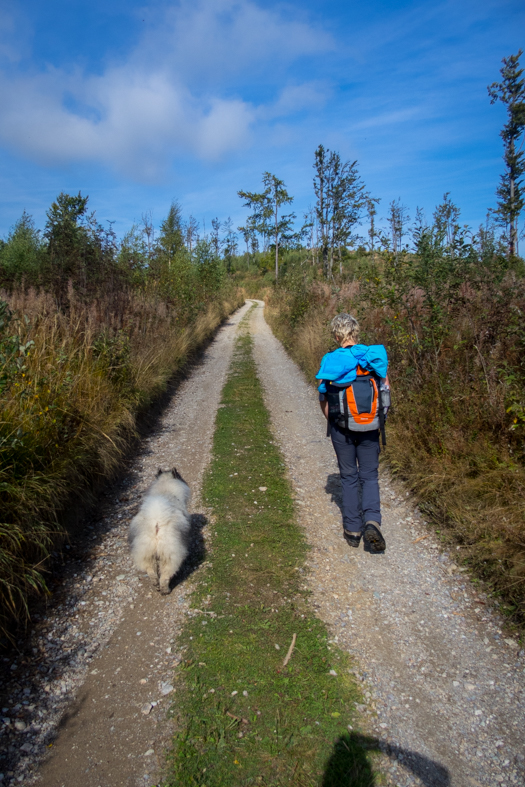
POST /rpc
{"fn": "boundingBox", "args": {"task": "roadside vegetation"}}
[0,194,242,636]
[168,319,378,787]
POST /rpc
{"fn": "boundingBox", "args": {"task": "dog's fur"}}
[129,468,191,594]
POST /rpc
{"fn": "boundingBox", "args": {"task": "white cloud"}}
[0,3,29,64]
[142,0,333,82]
[261,82,331,120]
[0,67,256,179]
[348,107,426,132]
[0,0,333,181]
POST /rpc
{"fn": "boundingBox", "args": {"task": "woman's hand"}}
[320,400,329,420]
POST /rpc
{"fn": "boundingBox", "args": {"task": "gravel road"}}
[250,300,524,787]
[0,302,251,787]
[1,299,523,787]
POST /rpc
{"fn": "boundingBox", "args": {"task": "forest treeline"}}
[0,194,242,636]
[0,194,229,312]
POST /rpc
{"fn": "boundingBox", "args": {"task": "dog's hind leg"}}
[144,555,159,588]
[158,553,176,595]
[158,567,172,595]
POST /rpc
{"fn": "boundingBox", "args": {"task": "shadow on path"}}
[170,512,208,590]
[323,732,450,787]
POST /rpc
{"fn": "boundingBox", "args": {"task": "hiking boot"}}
[363,521,386,553]
[344,530,362,548]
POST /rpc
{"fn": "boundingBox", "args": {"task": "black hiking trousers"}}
[329,424,381,533]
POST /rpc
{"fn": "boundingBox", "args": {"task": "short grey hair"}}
[330,313,360,344]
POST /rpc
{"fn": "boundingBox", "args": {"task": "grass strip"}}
[167,320,379,786]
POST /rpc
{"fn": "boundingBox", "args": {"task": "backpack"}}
[324,366,390,445]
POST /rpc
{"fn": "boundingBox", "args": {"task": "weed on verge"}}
[167,323,375,786]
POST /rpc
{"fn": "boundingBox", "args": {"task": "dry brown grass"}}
[385,413,525,615]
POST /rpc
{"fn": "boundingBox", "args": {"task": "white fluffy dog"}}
[129,468,191,594]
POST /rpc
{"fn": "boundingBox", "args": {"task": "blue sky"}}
[0,0,523,242]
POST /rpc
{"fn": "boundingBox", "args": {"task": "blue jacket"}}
[316,344,388,393]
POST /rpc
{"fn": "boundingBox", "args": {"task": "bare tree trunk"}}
[275,200,279,282]
[370,213,375,265]
[329,222,335,279]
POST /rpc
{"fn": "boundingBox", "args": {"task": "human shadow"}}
[325,473,361,549]
[326,472,344,515]
[169,512,208,590]
[322,732,450,787]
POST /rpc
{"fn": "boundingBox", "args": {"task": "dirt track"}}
[1,299,523,787]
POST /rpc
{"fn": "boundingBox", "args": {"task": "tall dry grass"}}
[0,285,243,635]
[267,275,525,624]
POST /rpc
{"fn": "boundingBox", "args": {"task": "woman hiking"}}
[316,313,390,552]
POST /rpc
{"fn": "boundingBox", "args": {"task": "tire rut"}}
[249,300,524,787]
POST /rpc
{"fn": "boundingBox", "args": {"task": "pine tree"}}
[488,50,525,256]
[238,173,295,282]
[313,145,367,278]
[0,212,42,285]
[158,202,184,265]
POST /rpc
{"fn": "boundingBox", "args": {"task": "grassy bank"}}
[0,286,243,636]
[266,266,525,627]
[167,319,379,786]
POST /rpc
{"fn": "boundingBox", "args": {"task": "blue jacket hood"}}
[316,344,388,391]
